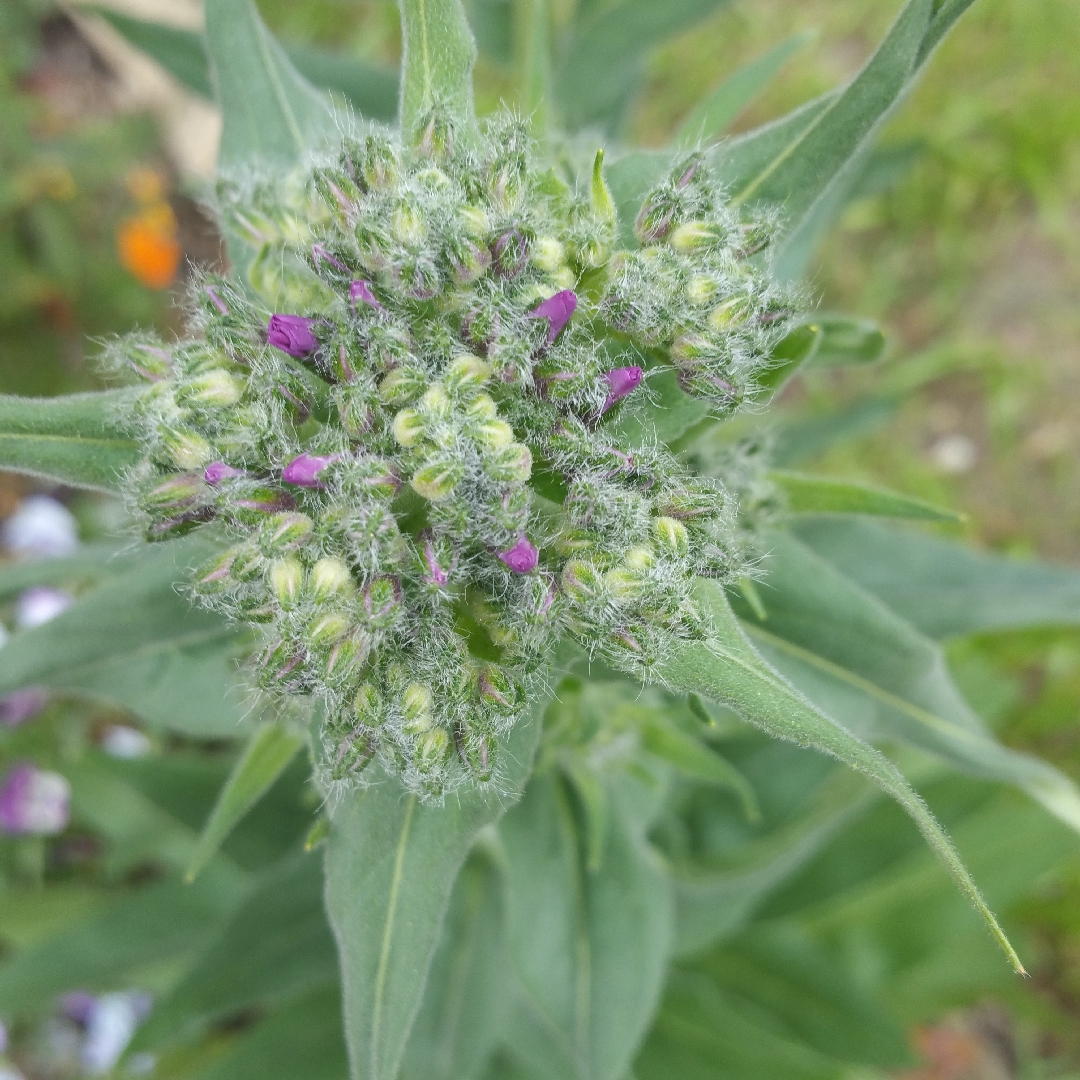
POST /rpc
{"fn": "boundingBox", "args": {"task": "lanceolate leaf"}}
[186,722,306,883]
[94,8,399,120]
[398,0,478,145]
[793,516,1080,640]
[0,536,251,737]
[770,471,961,521]
[759,315,886,391]
[324,700,543,1080]
[0,389,142,492]
[675,30,815,148]
[732,532,1080,834]
[498,772,674,1080]
[204,0,337,167]
[659,577,1023,973]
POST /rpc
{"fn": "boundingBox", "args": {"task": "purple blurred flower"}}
[0,688,49,728]
[267,315,318,358]
[601,366,643,413]
[204,286,229,315]
[60,992,97,1025]
[312,244,346,272]
[282,453,339,488]
[349,280,384,312]
[2,496,79,559]
[0,763,70,835]
[16,586,74,629]
[60,991,153,1075]
[498,536,538,574]
[203,461,246,486]
[529,290,577,345]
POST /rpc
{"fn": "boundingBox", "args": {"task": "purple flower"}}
[601,366,643,413]
[0,763,70,835]
[312,244,346,272]
[529,290,577,345]
[282,454,339,488]
[61,991,98,1024]
[0,688,49,727]
[2,495,79,559]
[203,461,246,486]
[267,315,318,358]
[498,536,539,574]
[16,586,74,629]
[204,286,229,315]
[349,280,384,312]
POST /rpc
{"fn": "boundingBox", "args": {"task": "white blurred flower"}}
[930,433,978,474]
[2,496,79,559]
[101,727,152,760]
[80,993,152,1076]
[0,764,70,835]
[16,587,74,629]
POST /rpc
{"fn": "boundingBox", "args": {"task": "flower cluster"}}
[105,112,796,798]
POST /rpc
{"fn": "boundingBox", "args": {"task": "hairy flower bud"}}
[309,557,355,603]
[268,314,318,358]
[259,512,313,555]
[653,515,690,557]
[269,557,304,608]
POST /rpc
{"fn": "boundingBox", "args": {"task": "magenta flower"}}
[282,453,339,488]
[0,688,49,727]
[498,535,539,574]
[0,763,70,835]
[312,244,346,272]
[529,290,577,345]
[203,461,246,485]
[349,279,384,312]
[601,365,643,413]
[267,315,318,358]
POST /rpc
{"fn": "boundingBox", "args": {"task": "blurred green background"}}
[1,0,1079,1076]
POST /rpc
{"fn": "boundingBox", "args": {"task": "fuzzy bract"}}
[105,111,797,798]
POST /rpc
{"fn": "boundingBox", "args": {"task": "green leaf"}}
[732,532,1080,834]
[185,722,306,883]
[515,0,553,140]
[0,875,246,1014]
[658,577,1024,973]
[398,0,478,145]
[94,9,213,97]
[0,536,251,737]
[186,986,347,1080]
[134,853,336,1049]
[675,31,814,148]
[641,717,760,821]
[498,772,674,1080]
[204,0,337,168]
[793,517,1080,640]
[93,8,399,120]
[325,698,543,1080]
[401,850,510,1080]
[556,0,733,133]
[0,541,125,599]
[672,772,873,957]
[0,388,143,492]
[770,470,961,521]
[613,366,710,450]
[771,395,899,467]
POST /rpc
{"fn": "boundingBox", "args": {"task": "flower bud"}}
[379,367,427,406]
[231,487,296,519]
[410,457,464,501]
[269,557,304,608]
[310,557,355,603]
[493,229,528,278]
[485,442,532,484]
[562,559,603,604]
[466,393,498,421]
[653,515,690,557]
[447,236,491,284]
[419,383,452,418]
[531,237,565,274]
[354,681,385,727]
[179,369,244,407]
[402,682,433,732]
[670,221,716,252]
[393,408,426,447]
[391,197,426,246]
[605,567,644,599]
[687,275,719,307]
[324,631,369,686]
[0,763,70,835]
[361,135,399,190]
[363,575,403,629]
[444,354,491,397]
[259,512,314,555]
[601,366,643,413]
[258,638,308,688]
[623,545,655,571]
[204,461,246,485]
[414,727,450,773]
[478,665,522,710]
[472,418,514,449]
[161,428,214,470]
[635,196,675,244]
[329,731,377,781]
[283,453,338,489]
[142,474,205,512]
[306,612,351,649]
[708,296,751,329]
[193,548,239,594]
[498,535,539,574]
[268,314,318,359]
[529,289,577,345]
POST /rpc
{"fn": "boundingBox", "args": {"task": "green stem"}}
[656,578,1025,975]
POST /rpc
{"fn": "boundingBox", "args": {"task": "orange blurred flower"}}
[117,175,182,292]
